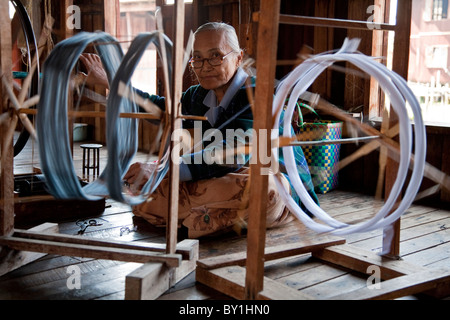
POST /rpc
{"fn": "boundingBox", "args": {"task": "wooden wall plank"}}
[311,0,335,98]
[104,0,119,37]
[12,230,194,259]
[344,0,373,111]
[0,236,182,267]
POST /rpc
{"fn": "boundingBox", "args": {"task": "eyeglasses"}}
[189,51,235,69]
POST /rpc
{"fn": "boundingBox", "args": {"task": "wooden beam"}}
[382,0,413,257]
[369,0,388,119]
[19,108,162,120]
[0,0,14,237]
[0,236,182,267]
[280,14,397,31]
[245,0,280,300]
[390,0,412,80]
[12,229,195,260]
[253,13,397,31]
[166,0,185,255]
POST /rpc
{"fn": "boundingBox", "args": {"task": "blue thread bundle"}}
[37,31,173,205]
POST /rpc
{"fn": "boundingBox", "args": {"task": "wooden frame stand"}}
[196,0,450,300]
[0,224,198,301]
[0,0,195,300]
[196,239,450,300]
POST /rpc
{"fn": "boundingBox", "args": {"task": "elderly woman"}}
[81,22,318,238]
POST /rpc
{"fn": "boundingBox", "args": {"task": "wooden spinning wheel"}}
[1,0,40,157]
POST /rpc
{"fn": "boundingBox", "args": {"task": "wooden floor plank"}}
[349,217,450,254]
[1,261,140,300]
[197,236,345,270]
[330,268,450,300]
[0,255,93,282]
[403,241,450,267]
[274,263,349,291]
[0,259,126,298]
[300,273,368,300]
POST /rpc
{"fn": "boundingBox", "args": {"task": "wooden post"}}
[369,0,387,119]
[0,0,14,237]
[62,0,74,39]
[382,0,412,257]
[166,0,185,255]
[244,0,280,300]
[61,0,75,151]
[104,0,119,37]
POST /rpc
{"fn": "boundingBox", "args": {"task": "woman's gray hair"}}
[193,22,242,53]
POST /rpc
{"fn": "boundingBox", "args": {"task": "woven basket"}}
[297,120,343,194]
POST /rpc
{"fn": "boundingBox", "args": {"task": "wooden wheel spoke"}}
[1,75,37,140]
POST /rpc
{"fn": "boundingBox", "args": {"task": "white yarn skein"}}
[272,39,426,247]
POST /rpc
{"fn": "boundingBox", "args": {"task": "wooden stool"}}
[81,144,103,177]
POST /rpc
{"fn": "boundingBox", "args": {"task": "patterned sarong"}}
[133,167,293,238]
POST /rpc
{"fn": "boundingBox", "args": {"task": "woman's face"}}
[192,29,242,92]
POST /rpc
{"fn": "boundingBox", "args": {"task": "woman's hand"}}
[79,53,109,89]
[123,161,159,190]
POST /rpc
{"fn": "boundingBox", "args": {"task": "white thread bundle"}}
[272,39,426,253]
[37,31,173,205]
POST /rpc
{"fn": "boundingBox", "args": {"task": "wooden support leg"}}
[124,239,199,300]
[1,0,14,238]
[0,222,59,277]
[245,0,281,300]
